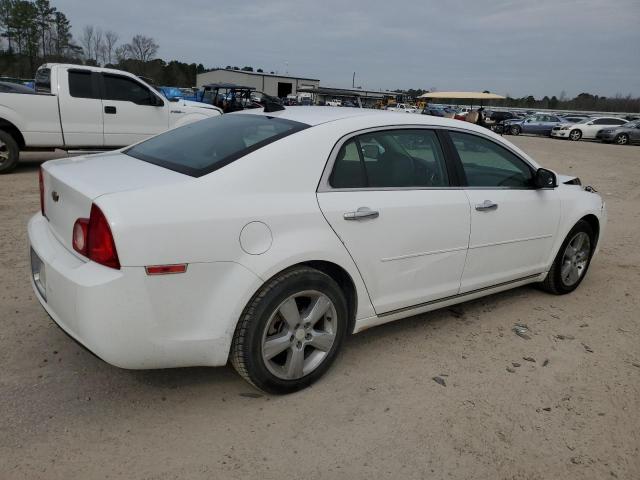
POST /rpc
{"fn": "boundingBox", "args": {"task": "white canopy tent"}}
[418,91,506,100]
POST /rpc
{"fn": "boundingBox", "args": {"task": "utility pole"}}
[352,72,355,88]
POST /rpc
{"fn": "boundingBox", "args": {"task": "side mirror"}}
[534,168,557,189]
[525,119,532,123]
[168,96,180,102]
[586,122,593,125]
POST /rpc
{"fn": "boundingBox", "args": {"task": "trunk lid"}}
[42,151,190,252]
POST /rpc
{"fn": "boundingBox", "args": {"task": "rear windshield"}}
[125,114,309,177]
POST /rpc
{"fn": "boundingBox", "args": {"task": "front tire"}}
[569,129,582,141]
[230,267,348,394]
[510,125,521,136]
[615,133,629,145]
[0,130,20,174]
[540,220,595,295]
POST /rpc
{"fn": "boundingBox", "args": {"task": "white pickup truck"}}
[0,64,222,173]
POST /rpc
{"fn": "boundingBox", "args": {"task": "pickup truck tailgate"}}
[42,151,190,253]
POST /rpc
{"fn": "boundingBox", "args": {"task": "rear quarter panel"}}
[0,92,63,146]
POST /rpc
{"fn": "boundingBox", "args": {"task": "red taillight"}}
[39,167,45,218]
[72,204,120,269]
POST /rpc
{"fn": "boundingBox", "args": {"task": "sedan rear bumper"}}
[28,213,263,369]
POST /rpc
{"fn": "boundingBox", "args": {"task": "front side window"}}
[329,129,449,189]
[103,74,157,105]
[125,114,308,177]
[450,131,533,188]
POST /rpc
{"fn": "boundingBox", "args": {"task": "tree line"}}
[0,0,203,86]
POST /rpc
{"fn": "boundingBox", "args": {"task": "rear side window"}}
[330,129,449,189]
[68,70,99,99]
[103,74,156,105]
[35,68,51,93]
[125,114,309,177]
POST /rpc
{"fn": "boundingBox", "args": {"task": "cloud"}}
[54,0,640,97]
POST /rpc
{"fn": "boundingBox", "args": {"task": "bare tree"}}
[80,24,94,61]
[91,26,103,64]
[104,30,118,65]
[114,44,128,63]
[124,34,158,62]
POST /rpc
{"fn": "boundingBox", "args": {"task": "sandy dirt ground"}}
[1,137,639,480]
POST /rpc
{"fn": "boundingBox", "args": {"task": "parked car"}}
[387,103,417,113]
[326,99,342,107]
[454,107,470,120]
[29,107,605,393]
[596,120,640,145]
[502,114,565,136]
[551,116,629,141]
[422,107,445,117]
[0,64,222,173]
[558,115,591,124]
[158,86,185,100]
[489,111,519,123]
[0,80,35,94]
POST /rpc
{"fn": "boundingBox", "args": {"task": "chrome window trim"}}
[317,124,538,193]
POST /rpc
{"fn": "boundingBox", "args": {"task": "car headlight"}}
[560,126,570,130]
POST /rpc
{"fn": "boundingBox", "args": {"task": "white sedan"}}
[551,116,628,140]
[29,107,606,394]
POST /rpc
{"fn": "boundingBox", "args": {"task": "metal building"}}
[196,69,320,98]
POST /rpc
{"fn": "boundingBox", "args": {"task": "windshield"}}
[125,114,309,177]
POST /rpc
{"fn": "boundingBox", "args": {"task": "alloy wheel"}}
[261,290,337,380]
[0,140,9,166]
[569,130,581,141]
[616,134,628,145]
[560,232,591,287]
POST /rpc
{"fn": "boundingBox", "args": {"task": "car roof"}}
[234,105,472,127]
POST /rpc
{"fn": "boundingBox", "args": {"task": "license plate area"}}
[30,247,47,301]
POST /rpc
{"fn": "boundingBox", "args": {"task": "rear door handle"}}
[344,207,379,221]
[104,106,117,114]
[475,200,498,211]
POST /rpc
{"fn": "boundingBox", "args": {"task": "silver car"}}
[596,120,640,145]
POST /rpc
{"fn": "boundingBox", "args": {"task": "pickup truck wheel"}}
[0,130,19,174]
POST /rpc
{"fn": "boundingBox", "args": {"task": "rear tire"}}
[510,125,521,136]
[615,133,629,145]
[540,220,595,295]
[0,130,20,174]
[569,129,582,141]
[230,266,348,394]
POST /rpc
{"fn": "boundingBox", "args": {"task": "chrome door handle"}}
[475,200,498,211]
[344,207,379,221]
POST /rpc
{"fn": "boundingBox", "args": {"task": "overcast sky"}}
[55,0,639,98]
